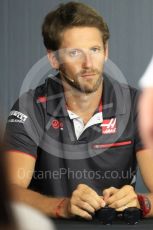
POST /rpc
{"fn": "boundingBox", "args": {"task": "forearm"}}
[143,193,153,218]
[10,184,71,218]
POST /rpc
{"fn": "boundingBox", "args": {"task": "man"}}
[5,2,153,220]
[139,57,153,150]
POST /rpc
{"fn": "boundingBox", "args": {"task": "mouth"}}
[81,73,96,78]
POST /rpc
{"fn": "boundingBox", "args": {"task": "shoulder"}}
[27,74,62,101]
[12,78,49,111]
[104,74,139,101]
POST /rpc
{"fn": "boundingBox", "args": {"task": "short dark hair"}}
[42,1,110,51]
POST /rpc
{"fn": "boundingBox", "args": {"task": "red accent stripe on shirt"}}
[93,140,132,149]
[98,100,103,113]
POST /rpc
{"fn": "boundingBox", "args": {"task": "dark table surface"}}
[53,218,153,230]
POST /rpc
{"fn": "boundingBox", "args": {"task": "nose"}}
[82,52,93,69]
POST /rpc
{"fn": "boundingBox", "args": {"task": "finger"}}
[76,184,105,209]
[103,187,118,202]
[77,184,105,209]
[81,194,105,210]
[107,194,137,210]
[71,205,92,220]
[77,200,95,214]
[100,195,106,207]
[106,185,135,205]
[115,199,138,212]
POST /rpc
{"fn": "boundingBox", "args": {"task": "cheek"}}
[92,55,106,66]
[65,62,82,74]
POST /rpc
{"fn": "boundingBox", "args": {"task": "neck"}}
[62,80,103,123]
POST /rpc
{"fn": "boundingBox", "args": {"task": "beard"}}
[60,66,103,94]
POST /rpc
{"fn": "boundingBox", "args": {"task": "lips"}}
[81,73,96,77]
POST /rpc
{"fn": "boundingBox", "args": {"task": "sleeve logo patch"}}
[8,110,28,123]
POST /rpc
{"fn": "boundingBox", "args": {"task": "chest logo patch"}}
[51,119,63,130]
[101,118,117,134]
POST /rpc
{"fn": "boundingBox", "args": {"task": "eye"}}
[68,49,82,57]
[90,47,102,54]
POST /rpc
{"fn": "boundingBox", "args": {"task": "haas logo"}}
[101,118,117,134]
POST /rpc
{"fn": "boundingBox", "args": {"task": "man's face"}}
[57,27,108,94]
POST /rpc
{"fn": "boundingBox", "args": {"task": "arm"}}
[4,93,71,218]
[7,151,105,219]
[102,149,153,218]
[136,149,153,217]
[7,151,70,218]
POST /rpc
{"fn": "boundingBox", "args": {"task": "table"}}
[54,218,153,230]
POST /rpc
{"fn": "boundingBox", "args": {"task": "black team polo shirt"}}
[5,74,144,197]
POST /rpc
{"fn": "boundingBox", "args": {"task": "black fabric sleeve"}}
[5,90,44,158]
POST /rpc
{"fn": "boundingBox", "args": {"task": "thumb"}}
[103,187,117,202]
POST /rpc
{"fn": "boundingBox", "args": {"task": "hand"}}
[67,184,105,220]
[103,185,140,212]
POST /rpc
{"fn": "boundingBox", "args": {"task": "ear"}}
[47,50,59,69]
[104,42,109,62]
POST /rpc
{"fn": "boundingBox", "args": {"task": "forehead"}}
[60,27,103,49]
